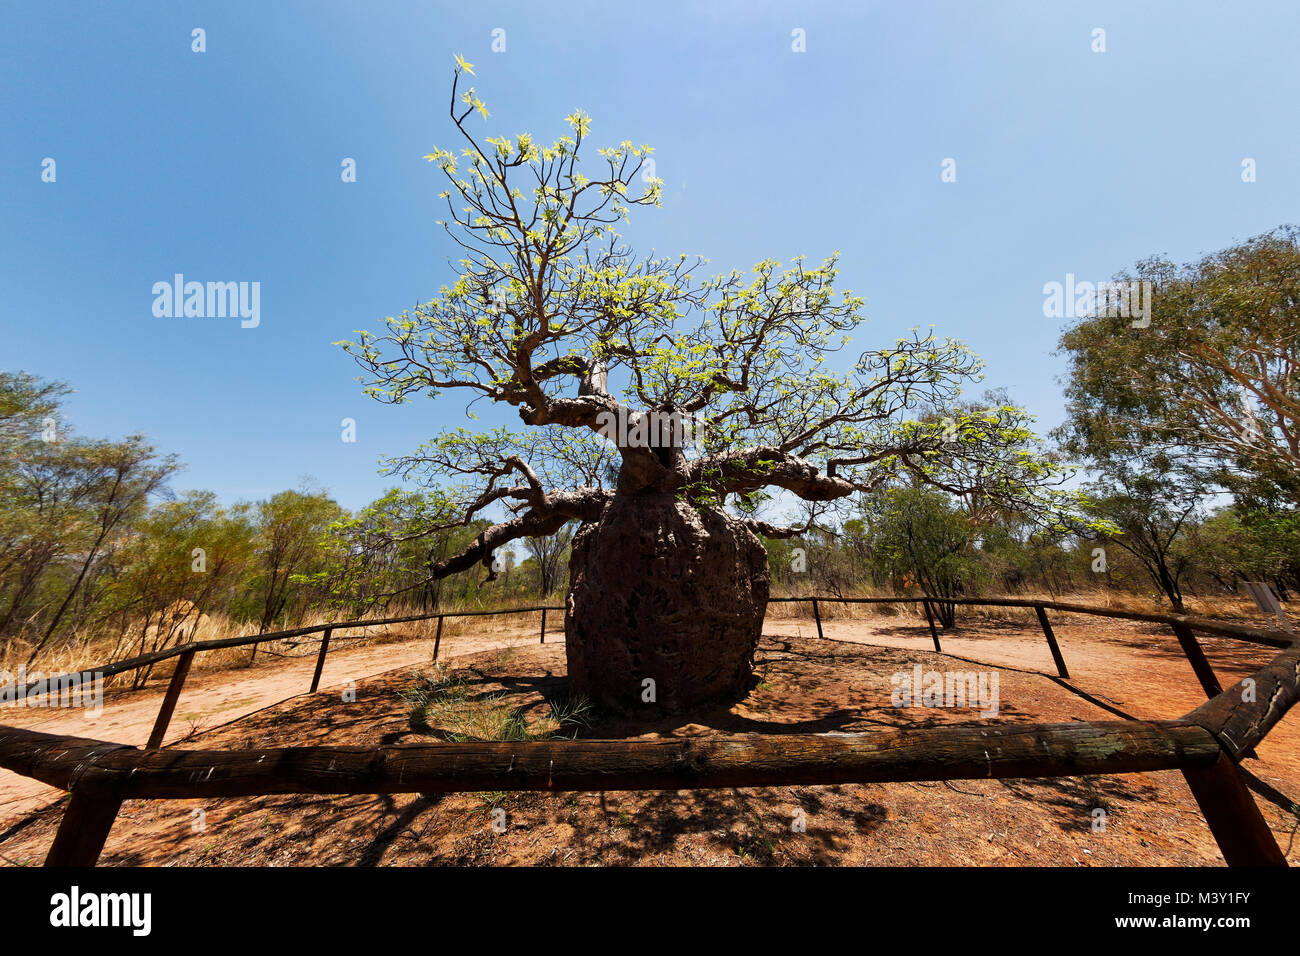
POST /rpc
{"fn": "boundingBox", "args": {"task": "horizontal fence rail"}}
[767,595,1295,648]
[19,604,567,699]
[1,594,1296,867]
[18,596,1292,703]
[0,720,1223,798]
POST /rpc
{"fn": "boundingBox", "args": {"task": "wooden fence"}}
[0,596,1295,868]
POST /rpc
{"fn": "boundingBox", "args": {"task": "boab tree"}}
[339,60,1061,713]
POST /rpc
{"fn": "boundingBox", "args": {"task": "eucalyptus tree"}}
[339,60,1062,712]
[862,485,987,628]
[251,488,344,633]
[1058,226,1300,504]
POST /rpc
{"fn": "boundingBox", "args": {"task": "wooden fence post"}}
[1034,606,1070,679]
[1182,751,1287,866]
[922,599,942,653]
[146,647,196,749]
[433,616,444,661]
[44,790,124,867]
[309,627,333,694]
[1169,621,1254,757]
[811,599,825,641]
[1170,621,1225,701]
[540,608,547,644]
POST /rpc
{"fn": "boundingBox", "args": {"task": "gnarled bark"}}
[564,494,770,714]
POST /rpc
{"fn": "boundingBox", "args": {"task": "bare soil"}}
[0,620,547,827]
[2,613,1298,867]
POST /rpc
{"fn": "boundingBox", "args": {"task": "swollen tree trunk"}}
[564,493,770,715]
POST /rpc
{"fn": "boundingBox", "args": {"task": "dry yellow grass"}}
[2,585,1284,692]
[768,586,1287,629]
[0,595,561,690]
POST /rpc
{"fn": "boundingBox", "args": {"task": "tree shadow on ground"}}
[993,773,1164,836]
[29,629,1259,867]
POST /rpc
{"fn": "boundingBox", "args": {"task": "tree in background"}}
[0,373,181,663]
[1058,228,1300,498]
[1189,504,1300,600]
[251,487,344,633]
[26,436,179,662]
[1056,226,1300,611]
[1075,468,1200,611]
[863,485,988,627]
[0,371,610,669]
[0,372,74,645]
[103,491,257,685]
[298,488,499,616]
[522,522,574,597]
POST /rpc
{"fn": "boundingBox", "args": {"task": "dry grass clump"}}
[0,595,558,690]
[398,659,593,815]
[765,593,913,622]
[401,661,591,743]
[764,586,1291,632]
[3,585,1283,701]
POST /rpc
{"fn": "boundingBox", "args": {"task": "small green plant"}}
[470,791,511,814]
[402,669,597,826]
[401,664,469,731]
[402,665,592,743]
[736,841,766,860]
[546,693,593,737]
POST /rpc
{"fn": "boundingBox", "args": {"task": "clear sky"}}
[4,1,1298,510]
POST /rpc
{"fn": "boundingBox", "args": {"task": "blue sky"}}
[4,1,1297,510]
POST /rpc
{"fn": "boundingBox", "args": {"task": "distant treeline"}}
[0,372,565,668]
[3,366,1296,668]
[764,484,1298,628]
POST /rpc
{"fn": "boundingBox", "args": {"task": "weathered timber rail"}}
[1,595,1295,867]
[0,721,1223,796]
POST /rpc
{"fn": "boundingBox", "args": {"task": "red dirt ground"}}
[2,613,1297,867]
[0,620,547,826]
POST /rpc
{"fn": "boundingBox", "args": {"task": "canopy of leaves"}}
[337,61,1076,577]
[1057,226,1300,504]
